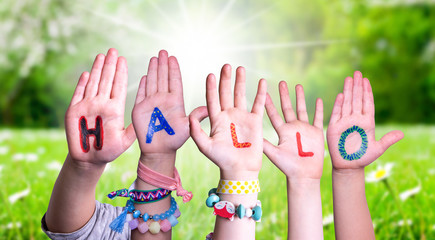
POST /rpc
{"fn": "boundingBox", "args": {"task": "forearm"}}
[45,154,105,233]
[332,168,375,240]
[131,152,176,240]
[213,171,259,240]
[287,178,323,240]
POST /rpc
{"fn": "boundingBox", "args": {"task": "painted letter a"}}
[146,107,175,143]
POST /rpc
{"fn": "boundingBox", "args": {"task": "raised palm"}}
[189,65,267,178]
[132,51,189,154]
[327,71,403,169]
[65,49,136,165]
[264,82,324,179]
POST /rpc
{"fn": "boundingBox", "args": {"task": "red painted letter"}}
[230,123,251,148]
[296,132,313,157]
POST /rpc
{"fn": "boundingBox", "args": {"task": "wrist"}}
[332,167,365,176]
[219,170,259,180]
[66,154,106,174]
[138,152,176,179]
[287,177,321,185]
[287,178,320,194]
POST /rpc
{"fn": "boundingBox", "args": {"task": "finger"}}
[121,124,137,150]
[295,84,309,122]
[84,53,105,98]
[279,81,296,122]
[135,75,147,104]
[146,57,158,96]
[70,72,89,106]
[111,56,128,102]
[189,106,209,122]
[377,130,404,156]
[251,78,267,115]
[313,98,324,129]
[329,93,344,125]
[219,64,233,110]
[157,50,169,92]
[352,71,363,114]
[362,78,375,117]
[263,138,280,163]
[234,66,247,110]
[341,76,353,116]
[189,108,213,156]
[168,56,183,96]
[265,93,285,131]
[206,73,220,118]
[98,48,118,98]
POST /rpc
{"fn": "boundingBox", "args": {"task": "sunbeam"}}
[207,0,237,33]
[214,39,351,53]
[219,3,278,39]
[148,0,181,31]
[76,4,171,44]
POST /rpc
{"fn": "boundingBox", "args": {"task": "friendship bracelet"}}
[108,182,172,203]
[137,161,193,203]
[216,179,260,194]
[206,188,262,222]
[110,197,181,234]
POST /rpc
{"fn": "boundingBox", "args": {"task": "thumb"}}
[122,123,137,150]
[377,130,404,155]
[189,106,212,156]
[263,138,280,166]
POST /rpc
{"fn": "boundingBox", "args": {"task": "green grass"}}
[0,125,434,239]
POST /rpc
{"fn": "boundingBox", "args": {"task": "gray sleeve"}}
[41,201,131,240]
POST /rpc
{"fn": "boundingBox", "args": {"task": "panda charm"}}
[213,201,235,221]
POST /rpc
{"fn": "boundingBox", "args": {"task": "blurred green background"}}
[0,0,434,239]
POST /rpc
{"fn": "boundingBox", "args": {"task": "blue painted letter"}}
[146,107,175,143]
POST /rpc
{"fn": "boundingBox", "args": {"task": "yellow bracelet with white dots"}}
[216,179,260,194]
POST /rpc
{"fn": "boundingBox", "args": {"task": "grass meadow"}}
[0,125,434,239]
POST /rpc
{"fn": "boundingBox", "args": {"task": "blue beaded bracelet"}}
[127,197,178,221]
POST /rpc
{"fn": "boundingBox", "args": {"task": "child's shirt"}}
[41,201,131,239]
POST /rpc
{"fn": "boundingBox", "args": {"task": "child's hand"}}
[65,48,136,167]
[327,71,403,170]
[132,50,189,156]
[189,65,267,179]
[263,82,324,180]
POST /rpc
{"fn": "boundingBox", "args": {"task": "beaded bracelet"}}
[205,188,262,222]
[110,197,181,234]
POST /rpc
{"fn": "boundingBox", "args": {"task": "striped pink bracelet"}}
[137,161,193,203]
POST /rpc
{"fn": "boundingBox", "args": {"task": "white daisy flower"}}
[366,163,394,183]
[0,146,9,155]
[324,149,329,158]
[37,147,46,154]
[12,153,25,161]
[399,185,421,201]
[269,212,277,224]
[323,213,334,226]
[9,188,30,204]
[0,130,12,142]
[46,161,62,171]
[394,219,412,227]
[5,222,21,229]
[37,171,46,178]
[26,153,39,162]
[121,171,134,183]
